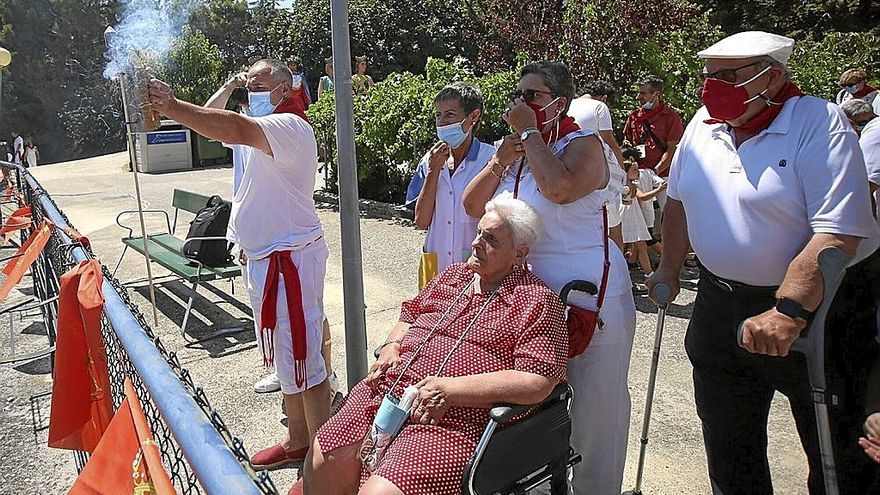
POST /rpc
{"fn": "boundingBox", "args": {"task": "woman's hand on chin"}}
[411,376,452,425]
[365,344,401,390]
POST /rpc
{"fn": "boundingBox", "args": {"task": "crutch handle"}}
[650,282,672,306]
[737,320,809,354]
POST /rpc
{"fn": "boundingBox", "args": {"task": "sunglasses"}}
[511,89,558,102]
[696,61,767,84]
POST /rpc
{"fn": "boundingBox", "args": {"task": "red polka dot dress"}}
[316,263,569,494]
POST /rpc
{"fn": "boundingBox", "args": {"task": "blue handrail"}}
[4,161,262,495]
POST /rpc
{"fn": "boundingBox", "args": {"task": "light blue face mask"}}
[246,84,282,117]
[436,118,474,149]
[845,84,860,95]
[641,98,655,110]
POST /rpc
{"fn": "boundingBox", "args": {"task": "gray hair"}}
[251,58,293,85]
[435,82,484,116]
[638,75,664,93]
[521,61,576,116]
[484,195,542,246]
[841,98,875,120]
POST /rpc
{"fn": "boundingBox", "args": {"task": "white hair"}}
[841,98,874,120]
[484,194,542,246]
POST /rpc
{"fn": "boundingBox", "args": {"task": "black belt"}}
[699,264,778,296]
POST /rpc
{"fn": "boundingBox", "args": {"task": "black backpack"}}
[183,195,232,267]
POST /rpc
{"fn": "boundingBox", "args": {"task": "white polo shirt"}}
[227,114,323,259]
[405,138,495,271]
[567,97,613,134]
[668,96,878,286]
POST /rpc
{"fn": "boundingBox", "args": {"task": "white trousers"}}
[244,240,329,394]
[569,293,637,494]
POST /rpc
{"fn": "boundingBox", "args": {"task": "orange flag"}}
[0,205,33,242]
[68,379,176,495]
[0,220,52,301]
[48,259,113,453]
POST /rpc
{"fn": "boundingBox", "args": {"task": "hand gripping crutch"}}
[623,282,673,495]
[737,246,852,495]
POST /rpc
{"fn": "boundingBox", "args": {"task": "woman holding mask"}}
[463,61,634,494]
[406,82,496,288]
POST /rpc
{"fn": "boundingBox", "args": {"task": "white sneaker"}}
[254,371,281,393]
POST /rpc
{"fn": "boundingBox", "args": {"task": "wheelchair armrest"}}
[489,383,571,423]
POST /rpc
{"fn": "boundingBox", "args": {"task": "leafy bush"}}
[159,27,223,106]
[309,58,519,203]
[788,29,880,101]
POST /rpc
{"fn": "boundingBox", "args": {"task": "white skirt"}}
[621,201,651,243]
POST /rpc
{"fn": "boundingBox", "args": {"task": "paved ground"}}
[0,153,810,494]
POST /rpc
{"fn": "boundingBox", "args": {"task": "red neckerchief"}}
[541,115,580,144]
[273,96,308,121]
[260,250,309,388]
[629,102,665,125]
[854,84,877,98]
[718,82,804,135]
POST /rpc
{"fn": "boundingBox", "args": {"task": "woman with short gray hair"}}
[463,61,635,494]
[405,82,497,288]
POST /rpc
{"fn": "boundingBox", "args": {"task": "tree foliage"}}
[159,27,223,106]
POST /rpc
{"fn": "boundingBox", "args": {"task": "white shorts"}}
[245,240,329,394]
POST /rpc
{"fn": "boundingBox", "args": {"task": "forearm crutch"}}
[623,282,672,495]
[738,246,852,495]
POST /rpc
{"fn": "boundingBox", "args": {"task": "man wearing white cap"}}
[648,31,880,493]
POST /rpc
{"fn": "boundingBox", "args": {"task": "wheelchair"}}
[462,383,580,495]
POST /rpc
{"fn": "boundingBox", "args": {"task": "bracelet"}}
[489,161,505,180]
[374,339,403,358]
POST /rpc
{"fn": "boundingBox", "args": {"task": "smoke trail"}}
[103,0,200,79]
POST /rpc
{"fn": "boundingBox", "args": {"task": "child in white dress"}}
[620,149,653,277]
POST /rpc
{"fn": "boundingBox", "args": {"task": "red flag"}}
[68,379,175,495]
[47,259,113,452]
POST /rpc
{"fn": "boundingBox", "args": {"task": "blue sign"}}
[147,131,188,145]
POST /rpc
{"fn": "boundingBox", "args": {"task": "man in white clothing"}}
[148,59,330,485]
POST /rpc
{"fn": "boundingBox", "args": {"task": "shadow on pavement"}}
[133,279,255,357]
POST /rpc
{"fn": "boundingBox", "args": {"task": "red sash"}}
[260,250,309,388]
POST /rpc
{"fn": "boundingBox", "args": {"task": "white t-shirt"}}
[224,143,246,243]
[405,139,495,271]
[636,169,663,228]
[12,136,23,164]
[567,97,613,134]
[227,114,323,259]
[668,96,879,286]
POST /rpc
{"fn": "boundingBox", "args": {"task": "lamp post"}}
[0,47,10,125]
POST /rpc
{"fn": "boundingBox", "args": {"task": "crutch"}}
[737,246,851,495]
[623,282,672,495]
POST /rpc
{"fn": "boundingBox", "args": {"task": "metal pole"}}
[118,77,160,327]
[329,0,368,382]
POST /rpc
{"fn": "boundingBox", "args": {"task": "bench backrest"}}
[172,189,214,214]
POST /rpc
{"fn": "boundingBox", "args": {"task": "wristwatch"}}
[520,127,541,142]
[775,297,814,322]
[373,339,402,358]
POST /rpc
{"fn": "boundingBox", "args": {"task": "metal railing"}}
[0,161,277,494]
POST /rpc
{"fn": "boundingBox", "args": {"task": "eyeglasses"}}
[696,61,767,84]
[511,89,557,102]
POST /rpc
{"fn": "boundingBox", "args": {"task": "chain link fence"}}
[2,162,278,495]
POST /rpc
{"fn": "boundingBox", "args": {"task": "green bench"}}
[112,189,242,341]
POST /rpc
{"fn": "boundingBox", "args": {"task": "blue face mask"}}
[436,119,474,149]
[246,84,281,117]
[845,84,860,95]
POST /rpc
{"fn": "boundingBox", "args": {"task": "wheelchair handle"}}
[559,280,598,306]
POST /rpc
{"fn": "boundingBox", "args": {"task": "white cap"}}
[697,31,795,65]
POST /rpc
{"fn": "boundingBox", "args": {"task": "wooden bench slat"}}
[122,234,240,282]
[172,189,213,214]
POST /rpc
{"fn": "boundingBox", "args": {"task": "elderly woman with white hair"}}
[303,196,569,495]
